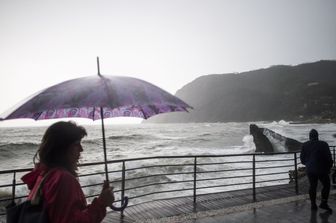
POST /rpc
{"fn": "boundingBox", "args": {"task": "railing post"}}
[121,161,126,216]
[333,147,335,168]
[294,153,299,195]
[193,157,197,203]
[252,154,256,202]
[333,147,336,185]
[11,171,16,205]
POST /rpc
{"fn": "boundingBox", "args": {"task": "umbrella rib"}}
[34,111,43,120]
[99,76,118,108]
[139,107,148,119]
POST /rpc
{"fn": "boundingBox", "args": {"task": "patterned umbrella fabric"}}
[1,74,192,211]
[2,75,192,120]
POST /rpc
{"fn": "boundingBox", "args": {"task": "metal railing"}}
[0,146,335,217]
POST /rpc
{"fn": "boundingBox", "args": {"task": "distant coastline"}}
[147,60,336,124]
[290,118,336,125]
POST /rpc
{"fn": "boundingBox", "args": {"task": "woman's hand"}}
[99,180,115,207]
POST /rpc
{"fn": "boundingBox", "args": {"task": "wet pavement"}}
[105,184,336,223]
[193,194,336,223]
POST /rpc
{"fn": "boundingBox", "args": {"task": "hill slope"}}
[148,60,336,123]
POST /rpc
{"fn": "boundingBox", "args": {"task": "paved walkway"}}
[188,194,336,223]
[105,183,307,222]
[104,182,335,223]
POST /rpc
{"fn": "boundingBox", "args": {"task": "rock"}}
[249,124,302,153]
[249,124,274,153]
[262,128,302,152]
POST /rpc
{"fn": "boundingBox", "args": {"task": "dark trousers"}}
[307,173,330,204]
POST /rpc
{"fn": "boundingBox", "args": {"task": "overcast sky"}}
[1,0,336,120]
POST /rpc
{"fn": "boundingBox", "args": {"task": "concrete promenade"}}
[141,192,336,223]
[105,183,335,223]
[192,193,336,223]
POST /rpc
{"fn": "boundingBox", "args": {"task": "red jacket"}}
[22,164,106,223]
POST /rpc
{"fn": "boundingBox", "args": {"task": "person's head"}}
[309,129,319,141]
[34,121,87,175]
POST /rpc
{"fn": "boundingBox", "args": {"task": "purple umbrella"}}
[1,58,192,211]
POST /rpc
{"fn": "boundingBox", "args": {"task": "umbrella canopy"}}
[1,72,192,211]
[2,75,192,121]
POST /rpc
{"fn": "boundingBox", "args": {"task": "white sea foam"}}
[242,135,256,153]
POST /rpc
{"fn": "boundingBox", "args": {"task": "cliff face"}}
[147,60,336,123]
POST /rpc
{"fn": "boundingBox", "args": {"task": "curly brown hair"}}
[34,121,87,175]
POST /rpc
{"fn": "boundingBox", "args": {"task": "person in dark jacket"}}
[300,129,333,212]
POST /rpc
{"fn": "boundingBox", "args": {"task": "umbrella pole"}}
[97,57,102,77]
[100,106,129,212]
[100,106,109,182]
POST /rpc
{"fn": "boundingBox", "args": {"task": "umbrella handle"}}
[110,196,128,211]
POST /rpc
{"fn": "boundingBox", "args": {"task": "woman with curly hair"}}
[22,121,115,223]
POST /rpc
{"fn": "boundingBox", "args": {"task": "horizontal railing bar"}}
[0,197,13,202]
[78,172,107,177]
[81,180,124,189]
[0,182,26,188]
[0,195,28,203]
[126,171,193,181]
[113,189,122,193]
[112,153,293,163]
[109,179,122,184]
[197,161,252,166]
[197,174,252,182]
[196,181,252,190]
[125,180,194,191]
[256,178,289,184]
[255,171,289,177]
[125,164,194,171]
[81,182,103,188]
[77,152,303,167]
[0,183,15,188]
[106,170,122,174]
[0,152,305,175]
[1,149,334,212]
[255,164,294,170]
[86,193,123,202]
[6,147,336,176]
[197,167,252,174]
[85,193,100,199]
[0,168,32,175]
[84,188,123,199]
[78,169,122,177]
[255,159,293,163]
[82,198,122,203]
[128,187,193,200]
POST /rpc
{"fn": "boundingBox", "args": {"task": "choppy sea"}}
[1,121,335,169]
[0,121,335,208]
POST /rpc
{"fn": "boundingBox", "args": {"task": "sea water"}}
[0,122,253,170]
[0,121,335,206]
[1,121,335,169]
